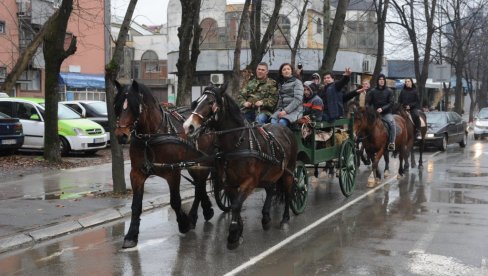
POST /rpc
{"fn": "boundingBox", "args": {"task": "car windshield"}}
[86,102,107,116]
[427,113,447,125]
[39,103,82,119]
[0,111,10,118]
[478,108,488,119]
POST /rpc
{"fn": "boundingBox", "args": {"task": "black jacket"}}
[398,87,420,109]
[366,85,394,114]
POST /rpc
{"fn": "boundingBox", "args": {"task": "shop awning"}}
[59,73,105,90]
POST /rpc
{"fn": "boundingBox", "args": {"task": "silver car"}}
[474,107,488,140]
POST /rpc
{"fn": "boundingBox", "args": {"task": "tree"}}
[438,0,486,114]
[389,0,437,106]
[105,0,139,193]
[42,0,77,163]
[175,0,202,106]
[230,0,252,99]
[371,0,389,85]
[275,0,310,68]
[248,0,283,71]
[320,0,350,73]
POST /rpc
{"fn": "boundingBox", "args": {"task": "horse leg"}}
[383,150,390,178]
[418,137,425,169]
[122,169,148,248]
[261,186,274,231]
[279,173,294,230]
[410,149,416,168]
[227,189,247,250]
[166,171,192,234]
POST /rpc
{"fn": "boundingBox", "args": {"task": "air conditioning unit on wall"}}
[210,73,224,85]
[362,60,372,73]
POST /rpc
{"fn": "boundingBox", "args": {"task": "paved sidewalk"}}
[0,161,195,253]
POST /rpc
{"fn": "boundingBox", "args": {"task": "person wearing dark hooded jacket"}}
[301,81,323,122]
[398,78,421,138]
[318,68,352,121]
[366,74,396,151]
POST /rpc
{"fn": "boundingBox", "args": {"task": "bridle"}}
[116,91,143,136]
[191,89,221,130]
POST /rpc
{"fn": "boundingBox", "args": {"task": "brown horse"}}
[183,83,298,250]
[353,105,411,184]
[392,103,427,169]
[114,80,215,248]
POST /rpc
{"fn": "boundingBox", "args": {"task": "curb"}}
[0,188,195,254]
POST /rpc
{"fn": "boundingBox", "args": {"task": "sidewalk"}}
[0,161,195,253]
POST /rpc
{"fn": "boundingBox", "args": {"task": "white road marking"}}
[224,176,398,276]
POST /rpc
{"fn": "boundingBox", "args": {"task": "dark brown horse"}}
[183,83,298,250]
[392,103,427,169]
[114,80,215,248]
[353,105,412,185]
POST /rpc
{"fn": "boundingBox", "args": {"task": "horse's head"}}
[183,82,228,137]
[114,80,145,144]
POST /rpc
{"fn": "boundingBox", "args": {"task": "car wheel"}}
[459,133,467,148]
[440,135,447,151]
[59,136,70,156]
[474,134,479,140]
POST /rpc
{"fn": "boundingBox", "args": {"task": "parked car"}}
[0,98,108,155]
[60,100,109,141]
[425,111,467,151]
[0,111,24,154]
[473,107,488,140]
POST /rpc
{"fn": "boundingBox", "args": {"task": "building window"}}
[0,21,5,34]
[0,67,6,80]
[141,50,160,73]
[272,15,290,46]
[317,18,322,34]
[200,17,219,47]
[19,69,41,91]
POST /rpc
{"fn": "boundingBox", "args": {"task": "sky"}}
[111,0,243,26]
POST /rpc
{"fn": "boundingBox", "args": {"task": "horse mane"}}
[212,85,245,126]
[114,81,159,118]
[365,105,378,124]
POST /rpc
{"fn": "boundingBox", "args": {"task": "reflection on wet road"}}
[1,142,488,275]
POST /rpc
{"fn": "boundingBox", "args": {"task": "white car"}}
[474,107,488,140]
[0,98,108,155]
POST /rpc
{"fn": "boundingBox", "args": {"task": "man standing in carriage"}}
[366,74,396,151]
[238,62,278,124]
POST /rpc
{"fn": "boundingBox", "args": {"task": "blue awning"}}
[59,73,105,89]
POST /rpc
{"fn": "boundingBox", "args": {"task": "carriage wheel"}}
[338,139,357,197]
[211,171,231,212]
[291,161,309,215]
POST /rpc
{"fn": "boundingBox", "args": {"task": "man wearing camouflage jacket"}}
[238,62,278,124]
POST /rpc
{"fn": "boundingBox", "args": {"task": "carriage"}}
[212,116,358,215]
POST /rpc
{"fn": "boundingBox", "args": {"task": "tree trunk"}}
[105,0,139,194]
[321,0,350,73]
[230,0,251,99]
[42,0,76,163]
[321,0,331,76]
[176,0,202,106]
[372,0,389,85]
[248,0,283,72]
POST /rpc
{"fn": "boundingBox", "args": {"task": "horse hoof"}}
[411,164,416,169]
[397,174,402,179]
[227,239,241,250]
[262,217,271,231]
[375,178,382,184]
[122,239,138,249]
[178,220,192,234]
[384,170,390,178]
[280,221,289,230]
[418,165,423,170]
[367,178,376,188]
[203,208,214,221]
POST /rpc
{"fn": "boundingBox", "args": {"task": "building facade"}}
[0,0,106,98]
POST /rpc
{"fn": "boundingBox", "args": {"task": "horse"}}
[114,80,216,248]
[392,103,427,169]
[352,105,412,185]
[183,82,298,250]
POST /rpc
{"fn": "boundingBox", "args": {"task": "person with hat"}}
[300,81,323,124]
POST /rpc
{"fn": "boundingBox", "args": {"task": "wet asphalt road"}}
[1,139,488,275]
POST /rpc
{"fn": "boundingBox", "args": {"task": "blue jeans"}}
[270,117,290,126]
[244,112,269,124]
[382,113,395,144]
